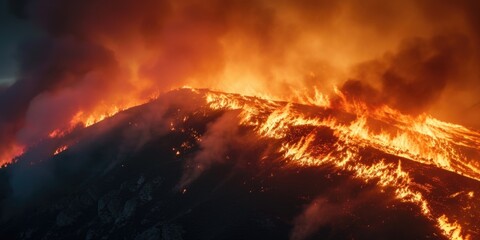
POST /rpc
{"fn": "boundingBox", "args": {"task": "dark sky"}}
[0,0,39,85]
[0,0,479,151]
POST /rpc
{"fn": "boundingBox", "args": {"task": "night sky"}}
[0,2,479,239]
[0,0,480,166]
[0,0,39,85]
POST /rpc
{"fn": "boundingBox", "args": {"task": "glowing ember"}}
[48,129,64,138]
[1,1,480,239]
[438,215,470,240]
[71,104,134,128]
[53,145,68,155]
[204,88,480,240]
[468,191,474,198]
[2,88,479,239]
[0,144,24,167]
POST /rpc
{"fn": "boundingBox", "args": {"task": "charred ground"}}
[0,89,478,240]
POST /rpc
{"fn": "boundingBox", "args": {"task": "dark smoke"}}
[1,89,198,218]
[0,36,126,161]
[2,0,480,163]
[177,111,241,189]
[342,34,472,115]
[290,197,342,240]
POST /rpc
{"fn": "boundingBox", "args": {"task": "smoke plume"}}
[177,111,241,189]
[290,197,342,240]
[341,34,472,115]
[1,0,480,163]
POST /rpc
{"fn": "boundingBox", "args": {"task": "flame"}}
[71,102,140,128]
[468,191,474,198]
[2,2,479,237]
[44,96,152,141]
[0,144,24,167]
[3,86,478,238]
[438,215,470,240]
[53,145,68,155]
[207,89,480,182]
[204,88,479,240]
[48,129,65,138]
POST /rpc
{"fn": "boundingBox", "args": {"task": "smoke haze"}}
[1,0,480,163]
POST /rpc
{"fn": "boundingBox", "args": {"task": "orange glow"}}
[468,191,474,198]
[204,88,478,240]
[1,2,479,238]
[70,100,144,128]
[0,144,24,167]
[48,129,64,138]
[206,89,480,181]
[53,145,68,155]
[438,215,470,240]
[3,86,477,239]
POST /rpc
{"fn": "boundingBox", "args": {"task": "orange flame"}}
[0,144,24,167]
[204,88,478,240]
[53,145,68,155]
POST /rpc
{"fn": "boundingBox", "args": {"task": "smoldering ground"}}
[0,89,470,239]
[176,111,242,189]
[0,90,201,219]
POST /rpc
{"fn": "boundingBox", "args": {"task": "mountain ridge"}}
[0,88,478,240]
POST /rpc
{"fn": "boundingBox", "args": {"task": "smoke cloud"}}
[341,34,472,115]
[0,89,200,219]
[290,197,342,240]
[1,0,480,163]
[177,111,241,189]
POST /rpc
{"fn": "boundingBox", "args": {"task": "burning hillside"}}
[2,0,480,167]
[202,88,480,239]
[1,0,480,239]
[0,88,479,239]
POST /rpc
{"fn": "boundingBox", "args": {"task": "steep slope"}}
[0,89,479,240]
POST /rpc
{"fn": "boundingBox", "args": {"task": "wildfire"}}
[0,144,24,167]
[48,129,65,138]
[2,1,480,238]
[3,87,479,239]
[53,145,68,155]
[71,106,127,128]
[43,97,153,142]
[204,88,479,240]
[438,215,469,240]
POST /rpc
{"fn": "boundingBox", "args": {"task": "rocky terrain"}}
[0,89,478,239]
